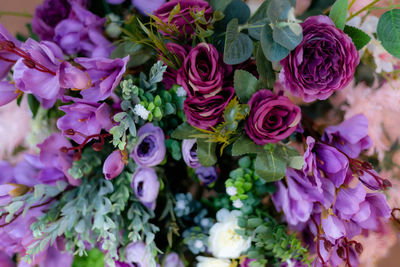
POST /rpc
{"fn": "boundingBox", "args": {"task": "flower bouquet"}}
[1,0,400,266]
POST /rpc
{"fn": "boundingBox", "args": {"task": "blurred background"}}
[0,0,400,266]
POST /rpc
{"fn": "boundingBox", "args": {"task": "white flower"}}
[134,104,150,120]
[226,186,237,196]
[176,86,187,97]
[196,256,231,267]
[208,209,250,259]
[233,199,243,209]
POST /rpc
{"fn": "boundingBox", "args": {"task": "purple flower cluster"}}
[280,16,359,102]
[33,0,113,57]
[176,43,234,129]
[272,115,391,266]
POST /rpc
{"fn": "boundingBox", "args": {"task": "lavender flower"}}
[131,123,166,167]
[131,167,160,210]
[103,150,125,180]
[74,56,129,102]
[322,114,372,158]
[182,139,200,168]
[195,166,218,186]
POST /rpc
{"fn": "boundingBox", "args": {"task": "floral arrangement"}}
[1,0,400,266]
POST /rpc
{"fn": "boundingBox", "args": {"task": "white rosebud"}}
[196,256,231,267]
[208,209,250,259]
[233,199,243,209]
[226,186,237,196]
[134,104,150,120]
[176,86,187,97]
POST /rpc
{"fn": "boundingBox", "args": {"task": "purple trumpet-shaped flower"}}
[195,166,218,186]
[54,2,113,57]
[182,139,200,168]
[322,114,372,158]
[0,23,22,79]
[103,150,125,180]
[74,56,129,102]
[0,81,19,106]
[57,98,113,144]
[164,252,184,267]
[131,123,166,167]
[131,167,160,210]
[125,241,154,266]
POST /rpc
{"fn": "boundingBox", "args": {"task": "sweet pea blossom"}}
[182,139,200,168]
[131,167,160,210]
[131,123,166,167]
[208,209,250,259]
[103,150,125,180]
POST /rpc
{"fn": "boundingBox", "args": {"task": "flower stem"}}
[0,11,32,18]
[347,0,381,21]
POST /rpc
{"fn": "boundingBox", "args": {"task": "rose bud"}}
[103,150,125,180]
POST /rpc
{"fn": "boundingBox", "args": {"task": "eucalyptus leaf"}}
[273,24,303,50]
[255,151,286,182]
[223,0,251,24]
[260,23,289,62]
[329,0,348,30]
[248,0,270,24]
[377,9,400,59]
[197,141,217,166]
[267,0,292,22]
[224,19,254,65]
[233,70,259,103]
[231,135,265,156]
[343,25,371,50]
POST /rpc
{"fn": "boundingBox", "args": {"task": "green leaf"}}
[256,45,275,89]
[249,0,270,24]
[233,70,259,103]
[231,135,264,156]
[260,23,289,62]
[344,25,371,50]
[275,145,304,170]
[197,140,217,166]
[171,123,201,140]
[267,0,293,22]
[255,151,286,182]
[377,9,400,59]
[224,19,254,65]
[329,0,348,30]
[273,24,303,50]
[27,94,40,118]
[223,0,251,25]
[210,0,232,11]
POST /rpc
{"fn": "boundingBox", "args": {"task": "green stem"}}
[0,11,32,18]
[369,4,400,10]
[347,0,381,21]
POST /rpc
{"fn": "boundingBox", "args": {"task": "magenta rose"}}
[177,43,229,97]
[184,86,235,129]
[245,90,301,145]
[279,15,359,102]
[162,43,189,90]
[154,0,212,39]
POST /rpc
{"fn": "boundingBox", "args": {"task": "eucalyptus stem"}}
[347,0,381,21]
[0,11,32,18]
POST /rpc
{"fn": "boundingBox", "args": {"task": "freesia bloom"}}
[74,56,129,102]
[208,209,250,259]
[245,90,301,145]
[131,167,160,210]
[182,139,200,168]
[154,0,212,39]
[103,150,125,180]
[196,256,231,267]
[280,16,359,102]
[131,123,166,167]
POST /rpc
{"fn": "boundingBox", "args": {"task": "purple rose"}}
[322,114,372,158]
[54,2,113,57]
[245,90,301,145]
[0,81,19,106]
[182,139,200,168]
[162,43,188,90]
[103,150,125,180]
[154,0,212,39]
[195,166,218,185]
[131,167,160,210]
[131,123,166,167]
[57,99,113,144]
[74,56,129,102]
[177,43,226,97]
[184,86,235,129]
[279,15,359,102]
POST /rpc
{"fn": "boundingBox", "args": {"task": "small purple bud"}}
[182,139,200,168]
[164,252,184,267]
[195,166,218,186]
[131,167,160,210]
[103,150,125,180]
